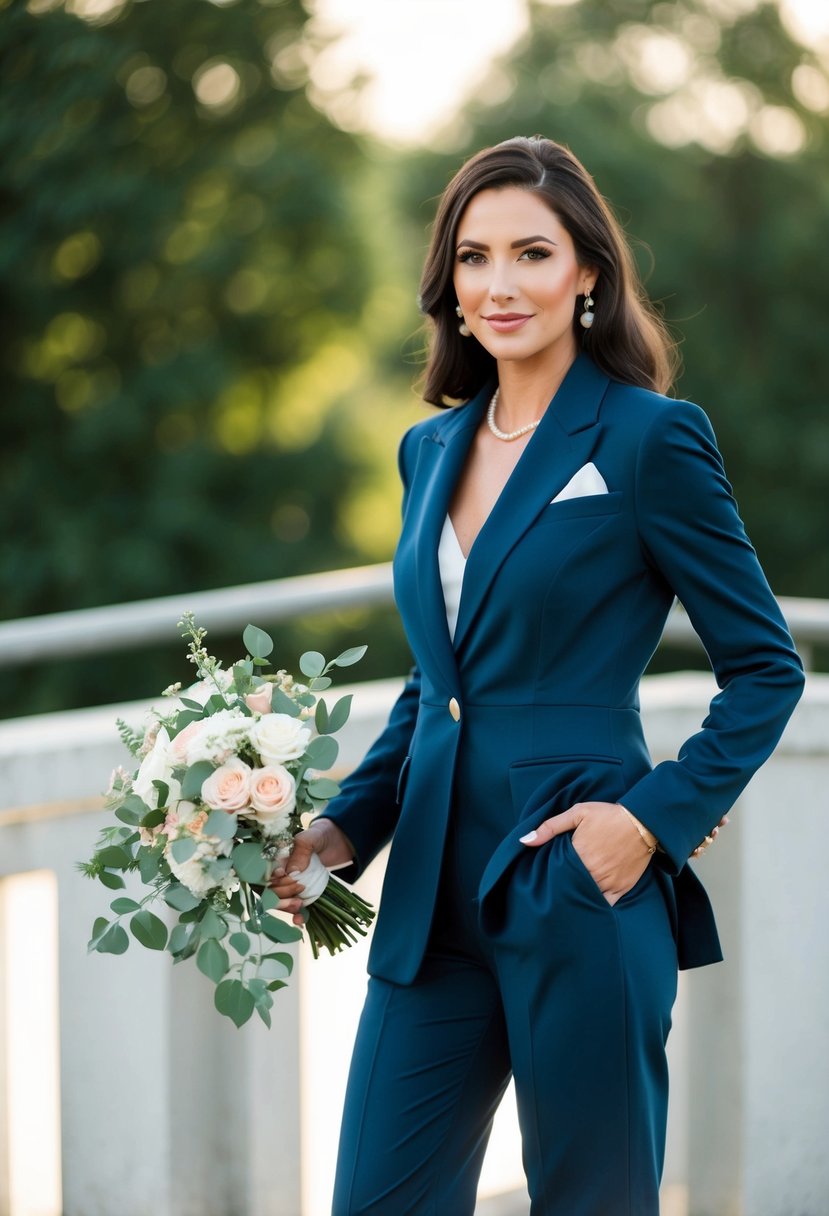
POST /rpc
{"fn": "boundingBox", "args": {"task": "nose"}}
[487,258,518,302]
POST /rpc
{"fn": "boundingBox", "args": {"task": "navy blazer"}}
[322,353,804,984]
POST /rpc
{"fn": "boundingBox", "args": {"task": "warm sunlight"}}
[309,0,829,144]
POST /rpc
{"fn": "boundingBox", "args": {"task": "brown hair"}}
[418,136,679,405]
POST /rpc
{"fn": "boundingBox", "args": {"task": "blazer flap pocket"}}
[508,754,623,823]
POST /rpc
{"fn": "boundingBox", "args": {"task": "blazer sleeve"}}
[315,424,422,881]
[620,400,805,874]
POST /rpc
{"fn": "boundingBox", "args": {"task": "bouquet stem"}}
[304,874,375,959]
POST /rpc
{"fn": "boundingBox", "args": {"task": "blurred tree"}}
[390,0,829,603]
[0,0,410,714]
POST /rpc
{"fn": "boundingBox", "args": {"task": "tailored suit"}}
[322,352,804,1215]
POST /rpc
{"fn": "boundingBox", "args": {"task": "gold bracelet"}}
[618,804,658,855]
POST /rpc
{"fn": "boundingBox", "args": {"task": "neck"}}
[494,341,579,428]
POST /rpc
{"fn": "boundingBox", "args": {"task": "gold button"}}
[448,697,460,722]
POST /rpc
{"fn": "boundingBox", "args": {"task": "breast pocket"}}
[534,490,623,525]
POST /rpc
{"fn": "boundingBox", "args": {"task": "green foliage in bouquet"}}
[80,614,373,1028]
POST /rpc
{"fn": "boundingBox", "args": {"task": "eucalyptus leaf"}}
[199,906,228,941]
[152,779,170,808]
[271,686,300,717]
[305,734,338,769]
[332,645,367,667]
[110,897,141,914]
[243,624,274,660]
[261,914,303,944]
[96,845,132,869]
[138,848,161,883]
[231,842,267,884]
[247,978,270,1004]
[327,694,353,733]
[114,804,140,826]
[204,809,237,841]
[229,931,250,955]
[174,708,203,732]
[130,910,168,951]
[197,938,230,983]
[257,956,291,981]
[299,651,325,678]
[181,760,215,800]
[171,836,197,864]
[140,808,166,830]
[169,922,197,956]
[98,870,126,890]
[215,979,255,1028]
[263,950,294,975]
[256,1004,272,1029]
[88,916,110,952]
[308,676,332,691]
[120,794,150,817]
[164,883,202,912]
[96,923,130,955]
[307,777,340,799]
[314,698,329,733]
[259,888,278,912]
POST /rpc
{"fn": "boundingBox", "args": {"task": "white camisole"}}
[438,514,467,643]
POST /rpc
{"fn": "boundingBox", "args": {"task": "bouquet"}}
[81,612,374,1028]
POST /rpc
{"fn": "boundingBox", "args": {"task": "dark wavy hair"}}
[418,136,679,405]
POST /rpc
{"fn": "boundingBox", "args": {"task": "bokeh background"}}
[2,0,827,718]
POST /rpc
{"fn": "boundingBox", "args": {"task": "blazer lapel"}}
[452,353,611,653]
[396,381,491,681]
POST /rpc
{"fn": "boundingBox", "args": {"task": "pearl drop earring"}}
[456,304,471,337]
[580,287,595,330]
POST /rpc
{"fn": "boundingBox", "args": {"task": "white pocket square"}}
[550,462,608,503]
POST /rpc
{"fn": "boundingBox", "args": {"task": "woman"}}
[273,137,804,1215]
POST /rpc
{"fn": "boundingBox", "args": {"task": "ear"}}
[580,271,598,295]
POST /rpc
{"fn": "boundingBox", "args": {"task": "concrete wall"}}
[0,673,827,1216]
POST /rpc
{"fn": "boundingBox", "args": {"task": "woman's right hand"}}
[269,819,355,925]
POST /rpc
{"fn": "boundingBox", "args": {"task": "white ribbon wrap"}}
[289,851,330,906]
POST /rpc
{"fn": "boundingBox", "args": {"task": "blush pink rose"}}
[249,764,296,819]
[201,758,252,812]
[245,684,274,714]
[171,719,207,760]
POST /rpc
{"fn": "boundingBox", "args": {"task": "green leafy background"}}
[2,0,826,718]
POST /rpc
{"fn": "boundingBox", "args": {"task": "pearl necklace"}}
[486,388,542,441]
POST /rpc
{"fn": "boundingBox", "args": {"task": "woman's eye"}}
[457,250,486,264]
[520,246,551,261]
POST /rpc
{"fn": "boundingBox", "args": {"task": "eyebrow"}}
[455,234,558,251]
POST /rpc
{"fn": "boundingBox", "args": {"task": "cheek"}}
[533,268,580,312]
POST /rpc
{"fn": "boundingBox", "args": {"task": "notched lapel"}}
[394,384,490,680]
[452,355,611,653]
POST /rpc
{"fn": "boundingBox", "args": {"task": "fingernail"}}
[519,831,537,843]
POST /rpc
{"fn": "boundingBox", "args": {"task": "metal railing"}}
[0,563,825,668]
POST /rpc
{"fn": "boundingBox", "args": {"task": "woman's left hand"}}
[520,801,653,905]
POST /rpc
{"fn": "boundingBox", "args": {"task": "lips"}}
[483,313,532,333]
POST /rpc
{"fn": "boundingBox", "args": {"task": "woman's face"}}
[452,185,595,370]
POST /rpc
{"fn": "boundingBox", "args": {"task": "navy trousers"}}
[332,793,678,1216]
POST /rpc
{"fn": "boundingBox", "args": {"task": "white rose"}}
[185,709,252,766]
[133,727,181,808]
[251,713,311,766]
